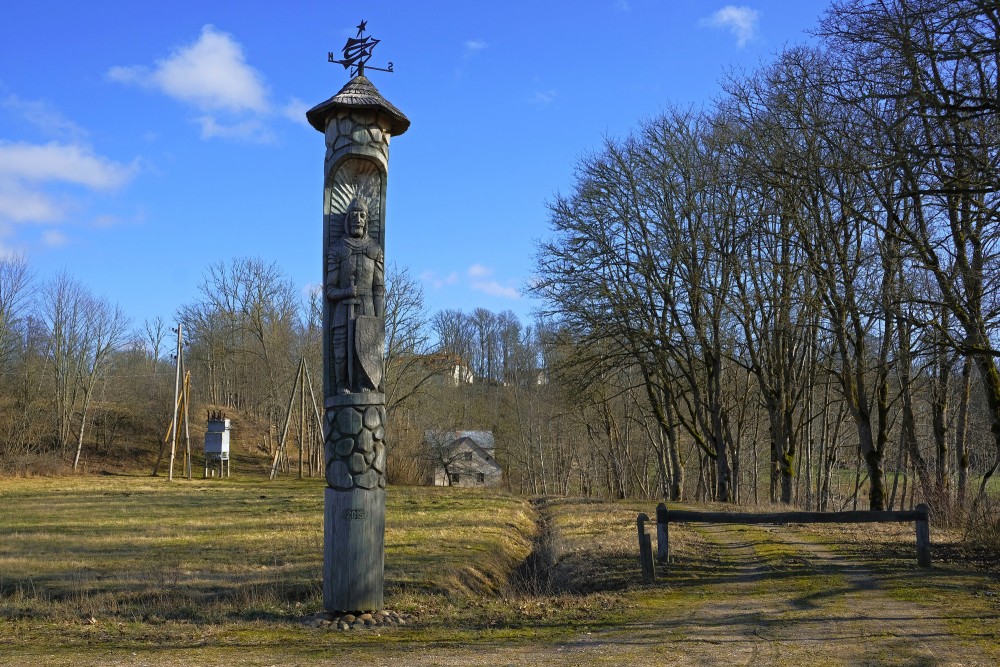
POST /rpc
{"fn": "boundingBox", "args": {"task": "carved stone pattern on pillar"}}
[325,109,391,177]
[325,401,387,490]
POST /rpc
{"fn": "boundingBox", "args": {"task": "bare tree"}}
[383,263,442,414]
[821,0,1000,501]
[42,272,87,456]
[71,296,130,469]
[534,109,740,501]
[40,272,130,466]
[179,257,299,421]
[719,102,818,504]
[432,309,474,365]
[142,316,168,380]
[0,254,33,371]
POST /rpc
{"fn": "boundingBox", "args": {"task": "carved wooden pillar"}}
[307,75,409,613]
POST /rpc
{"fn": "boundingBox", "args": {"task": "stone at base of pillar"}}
[324,486,385,612]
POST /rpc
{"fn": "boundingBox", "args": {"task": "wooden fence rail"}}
[636,503,932,579]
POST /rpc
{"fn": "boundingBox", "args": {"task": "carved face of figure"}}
[345,202,368,239]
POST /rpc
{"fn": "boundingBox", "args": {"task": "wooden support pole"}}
[298,361,305,480]
[656,502,669,564]
[167,325,182,482]
[270,359,304,480]
[182,370,192,480]
[637,513,655,584]
[303,361,326,479]
[915,503,931,568]
[154,389,185,477]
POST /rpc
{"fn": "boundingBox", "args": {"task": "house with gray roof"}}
[425,430,502,487]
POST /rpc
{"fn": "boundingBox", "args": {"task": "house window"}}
[477,473,485,483]
[450,474,460,483]
[464,452,473,461]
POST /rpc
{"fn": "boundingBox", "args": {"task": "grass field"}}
[2,476,999,666]
[0,476,646,665]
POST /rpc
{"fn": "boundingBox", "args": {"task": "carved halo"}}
[327,158,383,247]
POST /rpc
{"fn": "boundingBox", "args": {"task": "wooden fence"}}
[635,503,932,582]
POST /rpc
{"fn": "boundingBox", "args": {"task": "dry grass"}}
[1,476,646,667]
[0,477,538,629]
[535,497,655,594]
[3,478,999,666]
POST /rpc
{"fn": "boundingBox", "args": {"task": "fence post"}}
[914,503,931,568]
[656,502,669,565]
[637,513,655,584]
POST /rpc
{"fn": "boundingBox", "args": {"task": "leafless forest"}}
[535,0,1000,518]
[1,0,998,526]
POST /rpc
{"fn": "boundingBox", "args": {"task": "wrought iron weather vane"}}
[329,20,394,78]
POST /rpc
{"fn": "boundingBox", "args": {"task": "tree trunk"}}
[72,387,93,470]
[955,356,973,506]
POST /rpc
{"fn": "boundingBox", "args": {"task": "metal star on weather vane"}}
[328,20,394,78]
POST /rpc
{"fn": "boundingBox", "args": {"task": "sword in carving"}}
[346,275,358,391]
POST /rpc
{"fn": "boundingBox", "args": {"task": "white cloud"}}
[531,89,558,106]
[107,25,308,142]
[1,94,87,140]
[465,264,520,298]
[421,270,459,289]
[467,264,492,278]
[0,141,138,228]
[196,116,275,144]
[699,6,760,48]
[471,280,520,300]
[42,230,68,247]
[93,214,121,229]
[0,180,64,223]
[0,141,137,190]
[423,265,519,298]
[464,39,487,57]
[281,97,311,127]
[108,25,268,113]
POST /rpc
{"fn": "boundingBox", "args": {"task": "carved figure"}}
[327,196,385,394]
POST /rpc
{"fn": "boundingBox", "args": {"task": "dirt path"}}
[258,522,996,667]
[239,523,999,667]
[554,523,998,666]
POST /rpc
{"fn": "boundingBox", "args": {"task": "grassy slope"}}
[0,478,547,657]
[1,478,998,666]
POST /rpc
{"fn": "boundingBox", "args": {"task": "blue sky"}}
[0,0,830,331]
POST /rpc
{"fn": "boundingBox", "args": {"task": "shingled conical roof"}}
[306,75,410,136]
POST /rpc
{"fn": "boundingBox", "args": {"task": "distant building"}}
[425,430,502,487]
[396,353,474,386]
[440,355,475,386]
